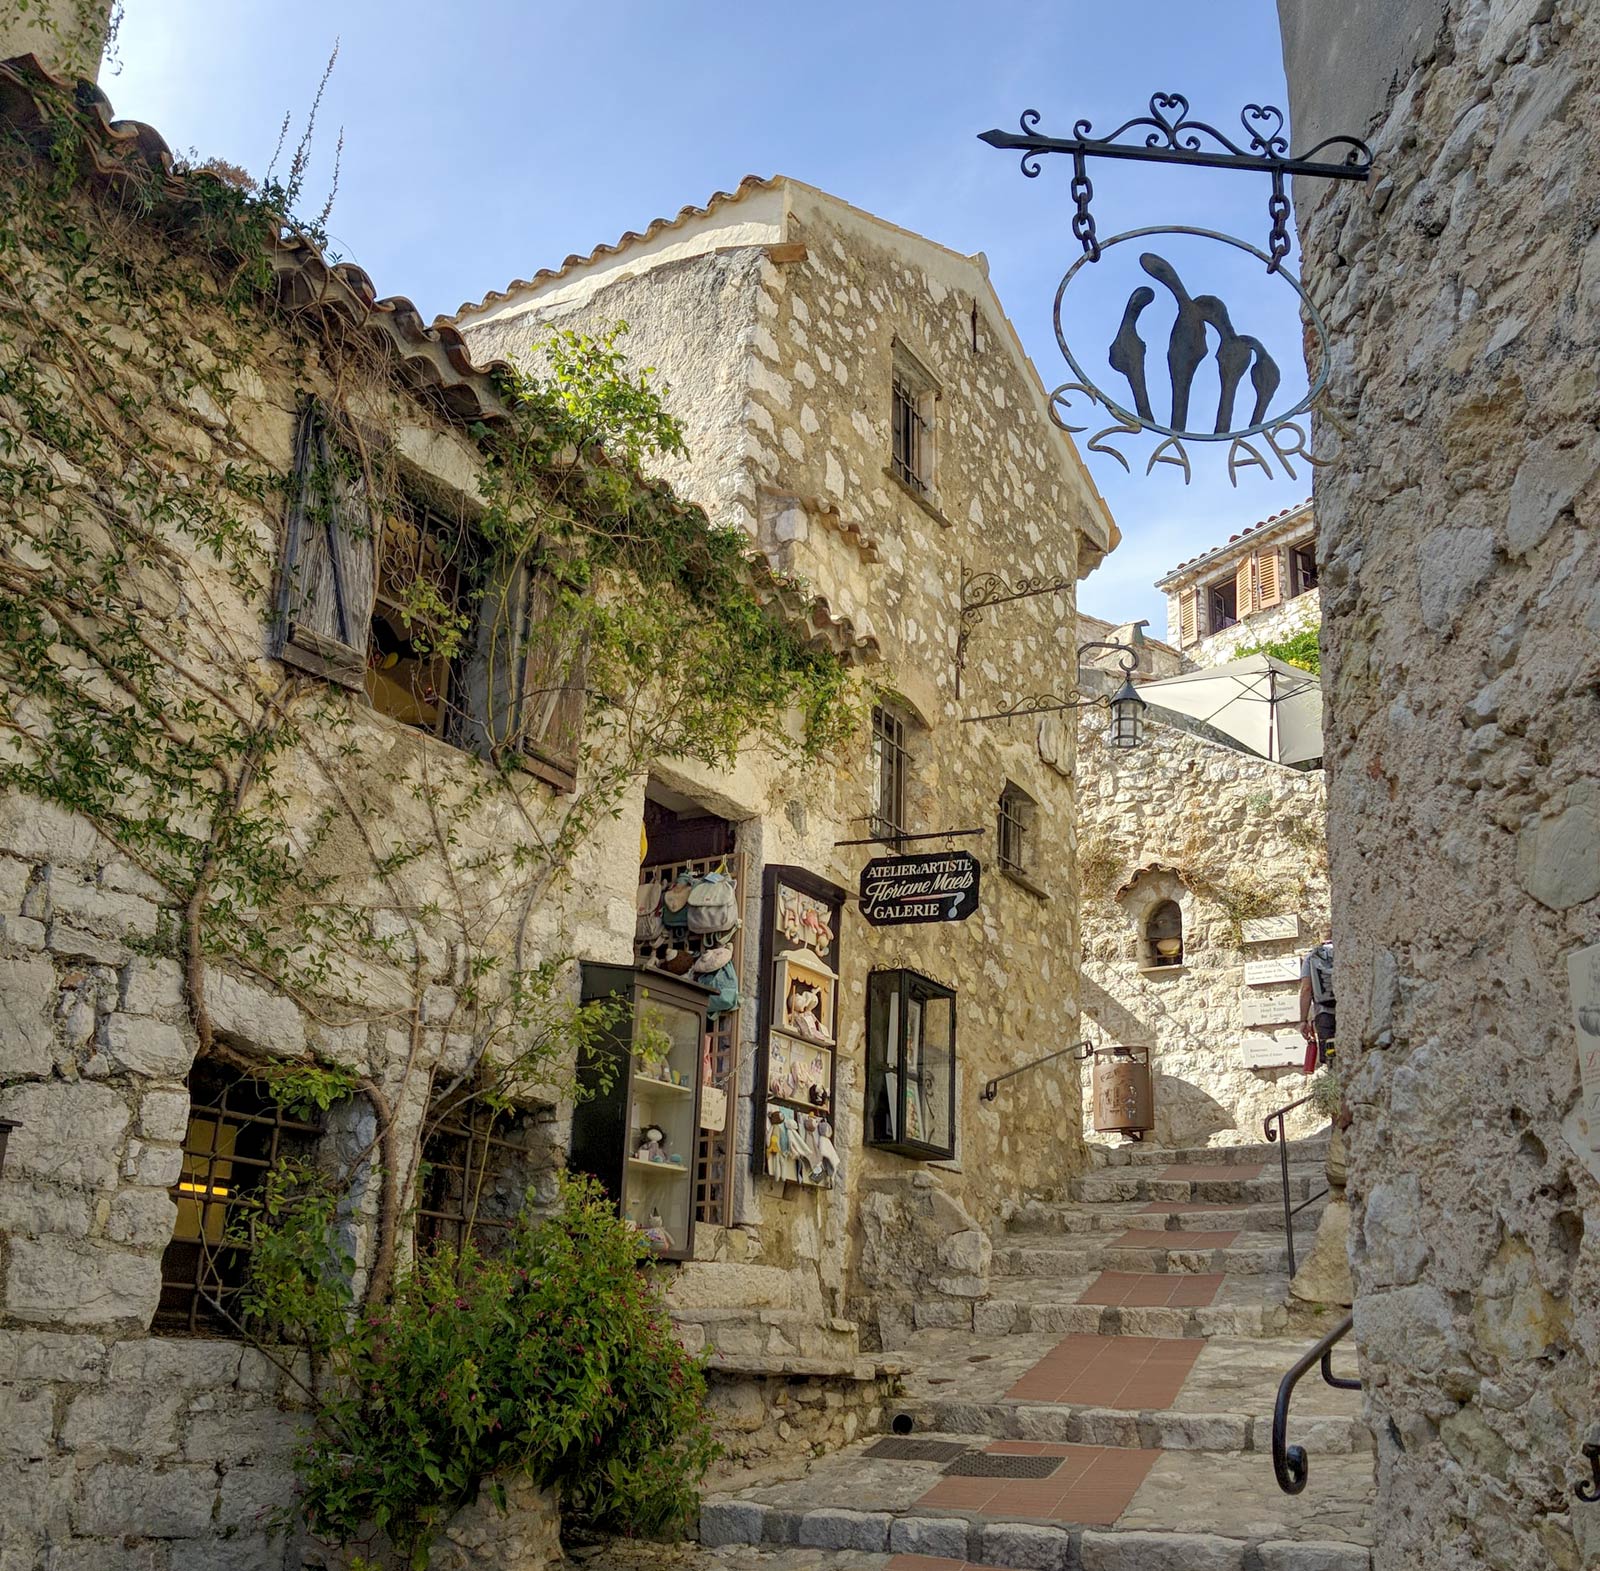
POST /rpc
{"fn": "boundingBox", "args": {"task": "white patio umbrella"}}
[1134,653,1324,766]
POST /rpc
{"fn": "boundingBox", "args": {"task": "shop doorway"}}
[636,781,746,1229]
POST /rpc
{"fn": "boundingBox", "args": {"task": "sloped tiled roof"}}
[1154,499,1314,590]
[451,176,778,322]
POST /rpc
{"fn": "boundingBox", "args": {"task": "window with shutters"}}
[1206,575,1238,634]
[1290,542,1319,597]
[871,704,910,845]
[1178,589,1199,646]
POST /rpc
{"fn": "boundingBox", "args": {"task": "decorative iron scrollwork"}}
[979,92,1373,270]
[1577,1442,1600,1503]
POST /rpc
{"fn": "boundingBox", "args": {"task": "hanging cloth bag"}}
[687,871,740,935]
[701,960,740,1017]
[635,880,664,944]
[661,872,695,930]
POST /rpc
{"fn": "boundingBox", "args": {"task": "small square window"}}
[871,704,910,846]
[890,345,938,497]
[1206,576,1238,633]
[997,783,1035,876]
[155,1061,324,1336]
[1290,543,1319,597]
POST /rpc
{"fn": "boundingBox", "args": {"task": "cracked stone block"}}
[979,1520,1074,1570]
[0,955,56,1077]
[699,1500,767,1548]
[6,1238,160,1327]
[71,1461,217,1537]
[100,1013,192,1078]
[795,1507,892,1551]
[889,1515,970,1557]
[1257,1542,1372,1571]
[1079,1528,1243,1570]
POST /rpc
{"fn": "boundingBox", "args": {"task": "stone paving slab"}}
[1090,1134,1330,1168]
[1073,1171,1323,1207]
[1006,1196,1325,1237]
[996,1239,1288,1279]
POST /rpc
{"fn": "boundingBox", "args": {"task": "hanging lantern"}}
[1107,675,1147,749]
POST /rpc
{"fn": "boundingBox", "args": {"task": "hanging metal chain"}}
[1070,151,1101,262]
[1266,169,1292,274]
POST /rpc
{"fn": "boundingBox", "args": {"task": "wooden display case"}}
[571,964,708,1263]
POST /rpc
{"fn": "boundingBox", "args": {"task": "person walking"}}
[1299,931,1335,1072]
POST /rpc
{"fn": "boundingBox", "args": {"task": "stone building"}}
[1075,589,1329,1151]
[1158,497,1320,665]
[453,175,1118,1350]
[1278,3,1600,1568]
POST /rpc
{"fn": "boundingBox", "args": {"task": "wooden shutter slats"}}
[1178,589,1197,645]
[1257,547,1282,607]
[275,399,375,689]
[1234,556,1254,619]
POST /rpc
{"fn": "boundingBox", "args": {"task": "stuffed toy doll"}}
[636,1124,667,1163]
[811,1116,840,1185]
[786,978,830,1042]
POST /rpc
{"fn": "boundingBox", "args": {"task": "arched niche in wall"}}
[1114,864,1193,974]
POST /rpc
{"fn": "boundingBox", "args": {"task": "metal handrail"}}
[980,1039,1096,1102]
[1263,1095,1330,1277]
[1273,1313,1359,1494]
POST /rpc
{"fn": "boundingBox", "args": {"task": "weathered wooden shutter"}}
[1178,589,1197,645]
[457,561,585,791]
[274,399,376,688]
[1257,547,1282,608]
[1234,556,1255,619]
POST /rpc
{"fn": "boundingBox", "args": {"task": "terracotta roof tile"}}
[448,175,778,322]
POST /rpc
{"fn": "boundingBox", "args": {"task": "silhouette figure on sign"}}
[1106,252,1282,436]
[1195,295,1280,431]
[1108,286,1155,423]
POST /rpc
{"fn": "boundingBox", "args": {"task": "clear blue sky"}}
[110,0,1311,635]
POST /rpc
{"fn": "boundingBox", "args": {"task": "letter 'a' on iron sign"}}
[860,851,981,927]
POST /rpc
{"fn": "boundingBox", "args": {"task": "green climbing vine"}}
[1235,625,1321,674]
[0,70,852,1561]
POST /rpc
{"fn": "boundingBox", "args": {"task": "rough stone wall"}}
[1278,2,1600,1566]
[0,189,618,1568]
[1074,716,1329,1148]
[1190,586,1321,668]
[460,183,1111,1346]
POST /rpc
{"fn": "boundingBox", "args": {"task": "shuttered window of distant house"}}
[1234,556,1255,620]
[1178,588,1198,646]
[1257,547,1282,608]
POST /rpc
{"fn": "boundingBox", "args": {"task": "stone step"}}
[1069,1169,1326,1206]
[1007,1196,1325,1237]
[701,1434,1374,1568]
[673,1306,861,1370]
[1089,1133,1330,1169]
[995,1237,1291,1278]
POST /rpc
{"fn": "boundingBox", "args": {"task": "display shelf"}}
[632,1077,694,1096]
[626,1157,691,1177]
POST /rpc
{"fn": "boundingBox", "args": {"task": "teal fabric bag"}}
[702,961,740,1017]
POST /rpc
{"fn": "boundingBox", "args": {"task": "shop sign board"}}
[1241,913,1300,945]
[1244,956,1302,987]
[860,852,981,927]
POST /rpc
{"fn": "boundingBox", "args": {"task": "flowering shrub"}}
[287,1175,716,1565]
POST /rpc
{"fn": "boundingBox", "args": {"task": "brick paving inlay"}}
[1005,1332,1203,1408]
[916,1441,1160,1525]
[1159,1161,1263,1181]
[1076,1270,1226,1308]
[1110,1227,1240,1250]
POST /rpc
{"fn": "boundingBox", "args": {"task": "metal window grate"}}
[871,706,909,845]
[891,377,928,494]
[997,785,1030,874]
[416,1103,543,1255]
[155,1061,322,1336]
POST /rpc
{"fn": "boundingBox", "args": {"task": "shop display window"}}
[865,968,957,1161]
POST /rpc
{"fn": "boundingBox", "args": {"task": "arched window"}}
[1145,900,1183,967]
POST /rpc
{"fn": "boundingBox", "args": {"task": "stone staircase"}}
[687,1133,1372,1571]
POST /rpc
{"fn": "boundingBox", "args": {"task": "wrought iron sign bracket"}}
[961,637,1139,726]
[978,93,1372,271]
[956,565,1076,694]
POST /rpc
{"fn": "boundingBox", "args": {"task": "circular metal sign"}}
[1052,226,1330,444]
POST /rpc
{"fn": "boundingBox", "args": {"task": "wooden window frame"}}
[1289,542,1319,598]
[889,344,938,498]
[415,1102,539,1255]
[864,968,958,1162]
[997,782,1032,876]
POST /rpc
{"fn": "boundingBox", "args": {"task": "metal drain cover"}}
[944,1452,1063,1479]
[862,1438,972,1462]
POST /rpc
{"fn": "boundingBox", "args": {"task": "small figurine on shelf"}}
[811,1116,840,1186]
[636,1124,667,1163]
[786,977,830,1042]
[766,1107,784,1176]
[642,1204,673,1253]
[807,1082,831,1112]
